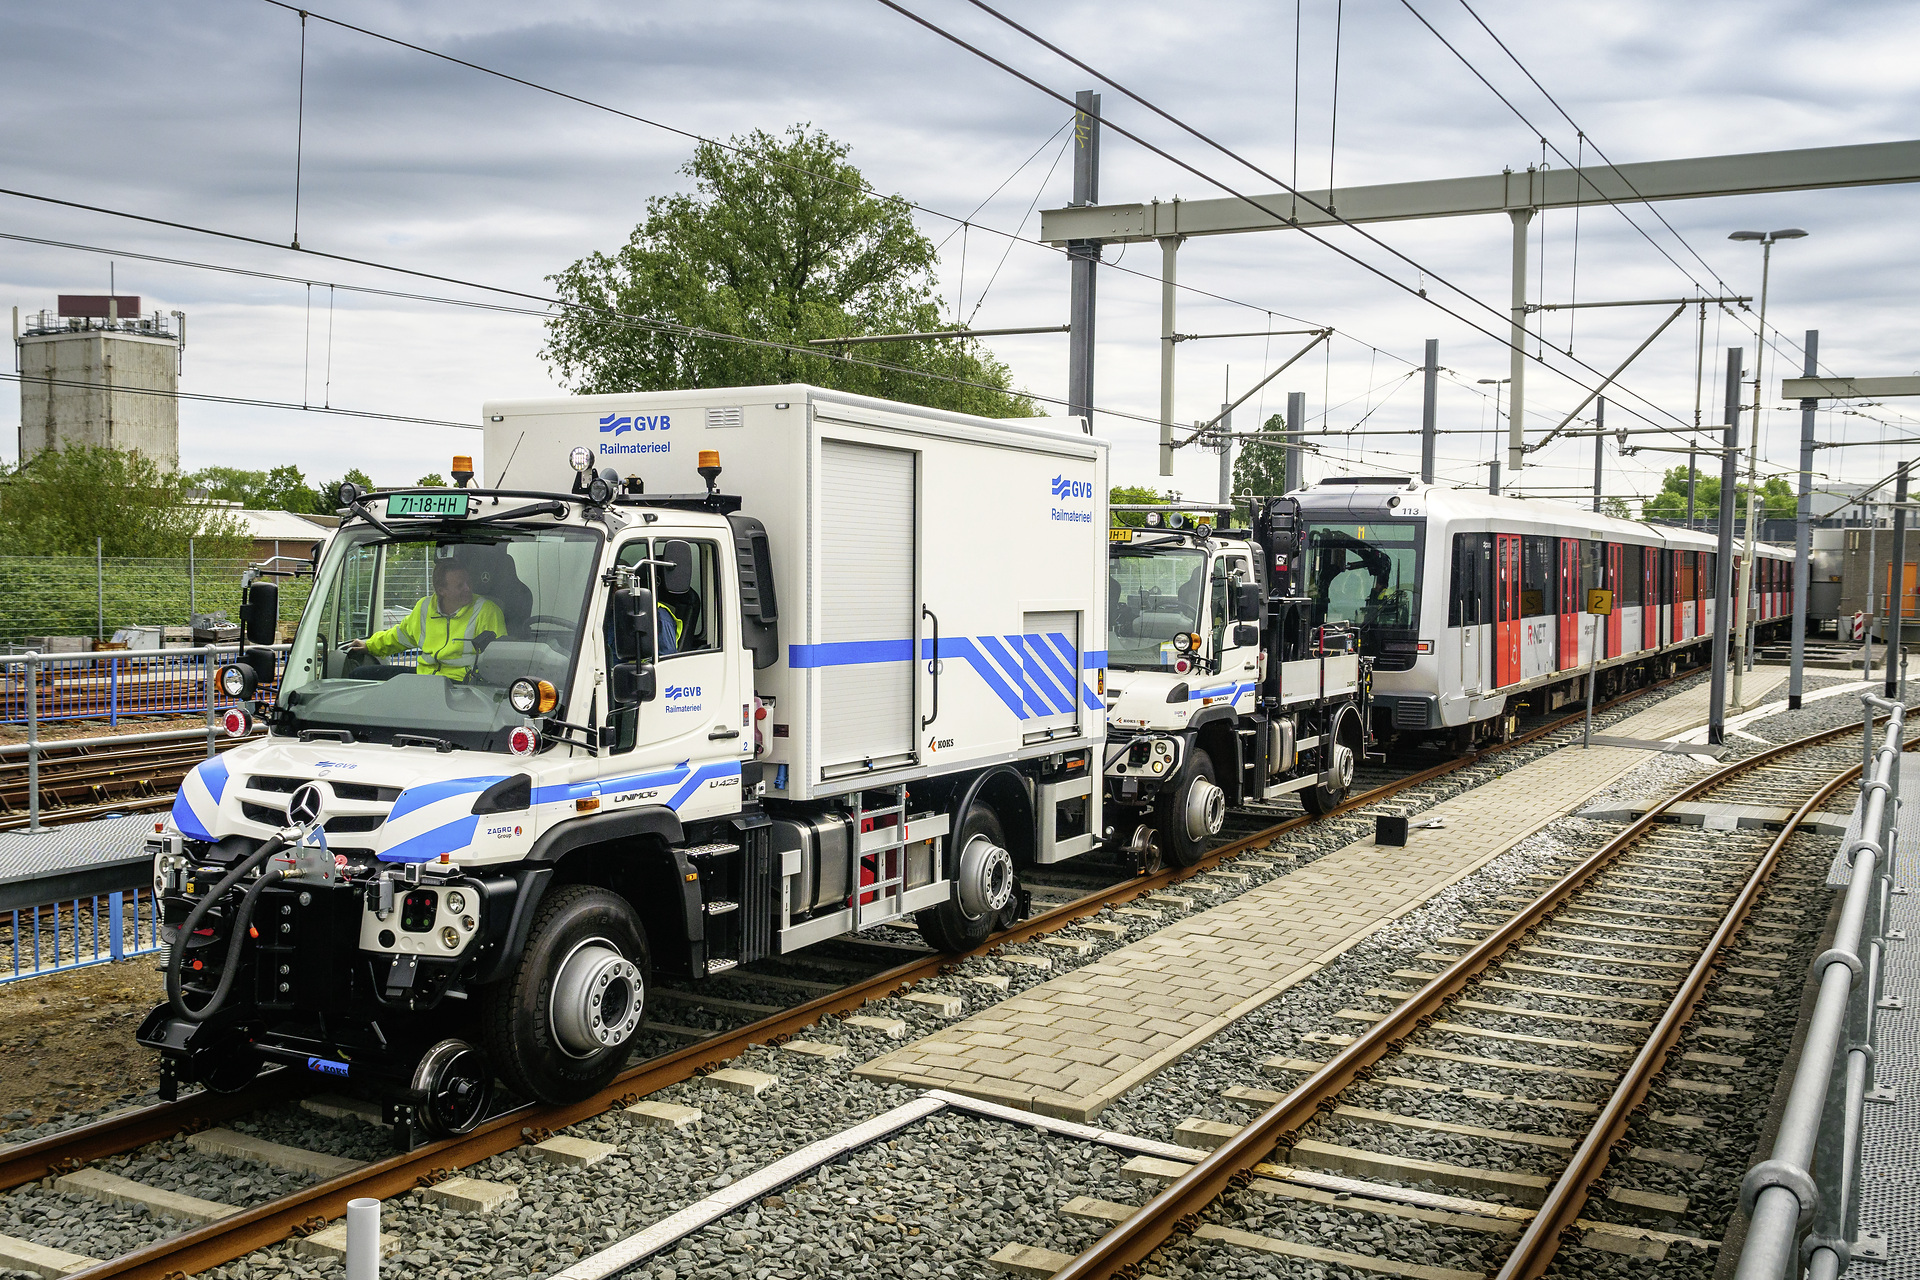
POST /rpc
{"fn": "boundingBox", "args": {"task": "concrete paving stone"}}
[997,954,1053,970]
[55,1169,241,1224]
[1040,937,1096,956]
[905,992,965,1015]
[1080,921,1130,938]
[779,1039,849,1061]
[625,1099,703,1129]
[296,1219,405,1261]
[971,975,1012,992]
[534,1135,619,1167]
[421,1176,520,1213]
[0,1233,96,1278]
[187,1127,365,1179]
[705,1067,778,1097]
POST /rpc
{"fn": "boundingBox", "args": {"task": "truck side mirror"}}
[659,540,695,595]
[243,581,279,646]
[1233,624,1260,647]
[611,663,656,704]
[612,587,656,663]
[1235,582,1261,622]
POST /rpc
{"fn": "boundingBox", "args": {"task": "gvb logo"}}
[598,412,673,436]
[1051,475,1094,500]
[665,684,702,699]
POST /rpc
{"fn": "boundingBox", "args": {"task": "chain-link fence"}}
[0,551,315,648]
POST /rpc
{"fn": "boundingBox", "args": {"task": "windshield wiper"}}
[299,728,355,743]
[393,734,456,753]
[465,499,569,527]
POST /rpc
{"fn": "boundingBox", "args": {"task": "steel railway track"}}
[0,668,1722,1278]
[1044,714,1900,1280]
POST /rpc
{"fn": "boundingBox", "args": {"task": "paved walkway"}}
[854,672,1787,1121]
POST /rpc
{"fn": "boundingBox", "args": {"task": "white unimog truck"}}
[1103,497,1373,865]
[140,386,1108,1141]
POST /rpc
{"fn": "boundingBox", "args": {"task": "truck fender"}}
[469,866,554,987]
[1186,710,1244,804]
[523,807,685,863]
[952,765,1035,867]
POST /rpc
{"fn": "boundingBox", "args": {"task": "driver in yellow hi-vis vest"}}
[349,560,506,681]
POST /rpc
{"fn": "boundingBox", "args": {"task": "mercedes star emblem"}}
[288,783,326,827]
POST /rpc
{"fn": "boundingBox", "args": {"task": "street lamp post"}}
[1726,227,1807,708]
[1479,378,1510,495]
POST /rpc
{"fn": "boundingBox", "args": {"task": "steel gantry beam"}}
[1046,138,1920,477]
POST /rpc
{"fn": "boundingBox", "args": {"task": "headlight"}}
[218,663,256,699]
[508,678,558,715]
[1144,511,1163,528]
[446,889,467,914]
[569,445,593,473]
[1172,632,1193,653]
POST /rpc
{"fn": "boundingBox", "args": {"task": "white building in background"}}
[13,296,183,469]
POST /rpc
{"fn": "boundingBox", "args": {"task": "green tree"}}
[543,125,1035,418]
[1232,412,1293,498]
[1110,484,1179,528]
[261,465,318,513]
[188,465,268,506]
[1641,466,1794,522]
[1601,495,1632,519]
[0,446,248,557]
[414,473,448,487]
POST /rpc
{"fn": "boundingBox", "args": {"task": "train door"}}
[1606,543,1622,658]
[1495,533,1520,687]
[1643,548,1658,651]
[1677,552,1695,641]
[1558,538,1580,670]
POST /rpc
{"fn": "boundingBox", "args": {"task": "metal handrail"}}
[1735,693,1906,1280]
[3,642,291,832]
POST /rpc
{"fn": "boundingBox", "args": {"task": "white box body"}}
[481,385,1110,803]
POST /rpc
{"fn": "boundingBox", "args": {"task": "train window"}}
[1678,551,1696,601]
[1305,521,1424,630]
[1622,545,1643,606]
[1520,535,1553,616]
[1449,533,1493,626]
[1699,552,1714,598]
[1581,541,1603,593]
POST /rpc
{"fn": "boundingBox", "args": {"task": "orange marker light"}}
[698,450,720,469]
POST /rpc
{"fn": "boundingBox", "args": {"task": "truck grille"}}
[248,775,401,803]
[240,800,386,833]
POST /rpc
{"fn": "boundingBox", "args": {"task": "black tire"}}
[916,805,1014,954]
[1155,749,1222,867]
[480,885,650,1105]
[1302,715,1360,816]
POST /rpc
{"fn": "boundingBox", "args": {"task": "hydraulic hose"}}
[165,837,289,1024]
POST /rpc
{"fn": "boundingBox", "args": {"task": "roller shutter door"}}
[819,440,917,775]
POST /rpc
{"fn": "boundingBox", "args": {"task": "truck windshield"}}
[1305,521,1422,629]
[276,522,602,750]
[1108,544,1207,668]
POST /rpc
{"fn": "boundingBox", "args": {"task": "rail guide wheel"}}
[410,1038,494,1141]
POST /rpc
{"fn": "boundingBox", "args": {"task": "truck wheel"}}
[480,885,649,1106]
[1302,716,1360,815]
[1156,750,1224,867]
[916,805,1015,954]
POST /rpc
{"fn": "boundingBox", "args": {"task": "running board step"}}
[682,842,741,858]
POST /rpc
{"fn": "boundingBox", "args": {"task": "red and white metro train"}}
[1288,477,1796,744]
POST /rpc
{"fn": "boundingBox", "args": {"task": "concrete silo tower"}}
[13,295,183,469]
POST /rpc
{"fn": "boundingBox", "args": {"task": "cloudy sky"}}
[3,0,1917,507]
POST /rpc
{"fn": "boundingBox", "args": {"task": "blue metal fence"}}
[3,887,164,984]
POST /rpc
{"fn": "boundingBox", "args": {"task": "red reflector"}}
[190,960,203,971]
[248,926,259,939]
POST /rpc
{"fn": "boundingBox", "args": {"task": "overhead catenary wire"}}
[0,371,478,431]
[247,0,1344,349]
[933,0,1701,438]
[0,186,1195,434]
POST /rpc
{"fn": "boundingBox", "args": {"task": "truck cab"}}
[1103,500,1373,866]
